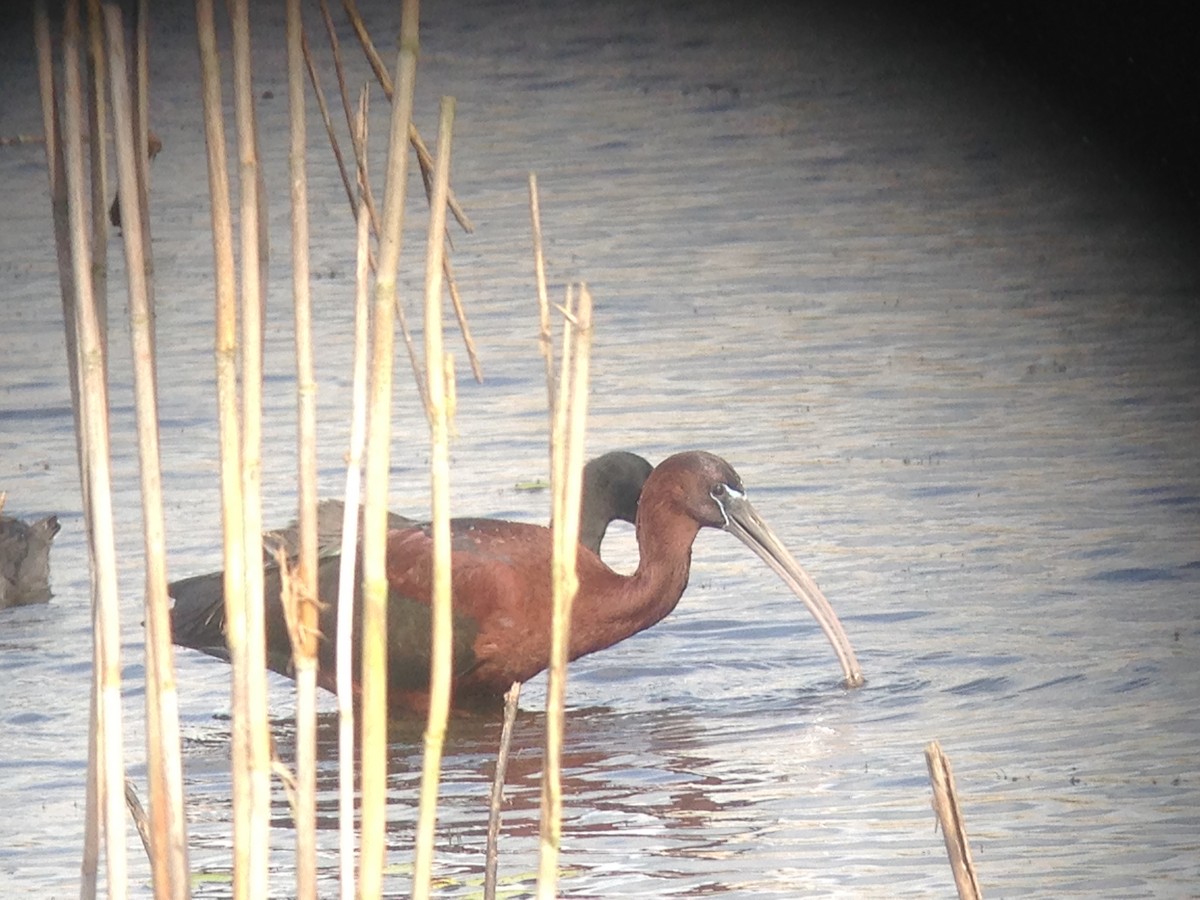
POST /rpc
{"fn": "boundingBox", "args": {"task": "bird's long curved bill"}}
[722,494,865,688]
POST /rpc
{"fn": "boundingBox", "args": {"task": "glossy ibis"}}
[1,506,61,609]
[378,451,862,708]
[169,451,654,694]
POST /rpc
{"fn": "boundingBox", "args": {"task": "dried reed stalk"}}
[530,174,554,406]
[340,0,472,233]
[276,545,321,899]
[82,671,103,900]
[300,27,358,231]
[133,0,151,193]
[335,85,374,900]
[319,0,382,235]
[124,781,153,861]
[340,0,388,100]
[337,0,482,386]
[301,18,434,418]
[102,8,190,897]
[302,5,420,410]
[286,1,320,896]
[484,681,521,900]
[60,0,129,893]
[320,21,477,398]
[106,7,178,888]
[536,285,594,899]
[194,0,255,895]
[83,0,108,333]
[485,172,554,899]
[33,6,78,418]
[359,0,421,892]
[226,2,273,894]
[131,0,157,362]
[411,95,457,900]
[444,261,482,383]
[925,741,983,900]
[349,71,428,418]
[33,8,100,894]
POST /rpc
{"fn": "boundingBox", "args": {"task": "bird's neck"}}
[569,501,700,660]
[628,508,699,621]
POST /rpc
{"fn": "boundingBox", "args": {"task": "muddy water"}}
[1,0,1198,896]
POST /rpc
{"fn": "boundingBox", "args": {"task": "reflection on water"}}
[202,701,866,897]
[2,0,1200,896]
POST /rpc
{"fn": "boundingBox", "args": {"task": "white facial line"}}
[710,483,744,527]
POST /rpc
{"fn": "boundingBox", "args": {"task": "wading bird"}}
[169,451,654,696]
[172,451,862,710]
[381,451,862,708]
[1,502,61,609]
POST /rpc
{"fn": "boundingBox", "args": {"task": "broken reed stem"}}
[339,0,473,233]
[321,0,423,414]
[319,0,382,237]
[315,3,476,397]
[336,4,477,387]
[332,168,430,426]
[300,26,357,230]
[536,285,594,900]
[337,91,373,898]
[60,0,129,894]
[227,1,273,895]
[925,741,983,900]
[340,0,388,96]
[359,0,420,893]
[528,174,554,430]
[124,781,153,862]
[102,8,191,897]
[356,106,428,419]
[411,95,457,900]
[0,130,141,147]
[443,256,483,383]
[194,0,254,895]
[484,681,522,900]
[316,1,475,414]
[286,0,319,897]
[394,296,431,422]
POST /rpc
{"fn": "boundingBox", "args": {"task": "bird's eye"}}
[709,483,732,527]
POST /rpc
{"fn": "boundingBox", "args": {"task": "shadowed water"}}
[1,0,1198,896]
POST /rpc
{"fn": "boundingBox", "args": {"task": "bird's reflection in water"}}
[251,690,849,892]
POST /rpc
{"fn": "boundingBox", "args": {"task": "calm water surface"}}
[1,0,1198,896]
